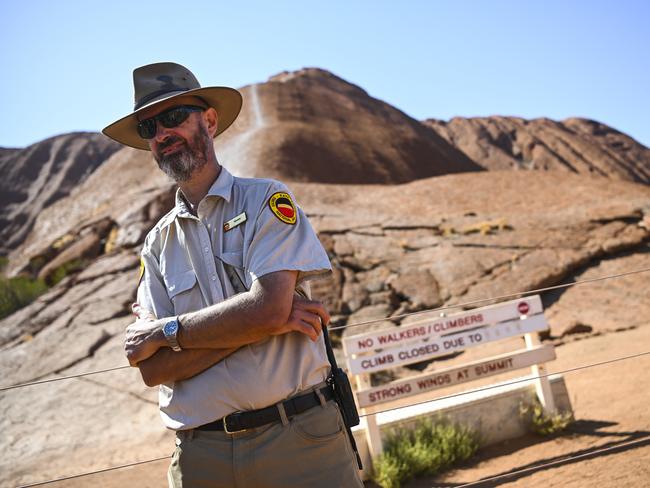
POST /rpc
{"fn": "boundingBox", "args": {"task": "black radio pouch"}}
[322,324,363,469]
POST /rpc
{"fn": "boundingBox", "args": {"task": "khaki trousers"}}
[168,400,364,488]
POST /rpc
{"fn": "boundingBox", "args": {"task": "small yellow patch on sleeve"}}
[138,258,145,287]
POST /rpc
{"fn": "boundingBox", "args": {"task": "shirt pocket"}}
[163,269,199,314]
[222,224,244,253]
[219,250,248,293]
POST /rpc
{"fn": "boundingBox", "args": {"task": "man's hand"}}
[128,303,239,386]
[272,293,331,342]
[125,304,167,366]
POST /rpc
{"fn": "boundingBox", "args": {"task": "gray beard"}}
[154,126,210,182]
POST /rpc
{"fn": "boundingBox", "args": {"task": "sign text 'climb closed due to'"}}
[355,345,556,407]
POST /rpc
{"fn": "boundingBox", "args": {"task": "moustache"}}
[158,136,187,153]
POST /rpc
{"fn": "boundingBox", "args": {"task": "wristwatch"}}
[163,317,182,352]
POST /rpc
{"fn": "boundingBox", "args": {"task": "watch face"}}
[164,320,178,336]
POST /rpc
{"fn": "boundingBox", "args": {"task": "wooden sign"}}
[356,344,556,407]
[343,296,543,355]
[347,314,548,374]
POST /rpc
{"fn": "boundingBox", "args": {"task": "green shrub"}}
[0,275,48,320]
[372,418,479,488]
[519,397,574,436]
[0,255,87,320]
[48,258,86,286]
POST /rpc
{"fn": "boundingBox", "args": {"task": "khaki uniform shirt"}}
[137,167,332,430]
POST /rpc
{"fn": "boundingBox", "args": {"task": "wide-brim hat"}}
[102,62,242,150]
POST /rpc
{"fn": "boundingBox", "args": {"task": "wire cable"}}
[13,349,650,487]
[329,266,650,331]
[16,455,170,488]
[453,436,650,487]
[0,365,130,392]
[2,266,648,393]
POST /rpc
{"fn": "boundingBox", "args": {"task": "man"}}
[102,62,363,487]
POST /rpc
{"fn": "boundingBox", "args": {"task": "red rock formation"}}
[213,68,482,183]
[0,133,121,254]
[425,116,650,184]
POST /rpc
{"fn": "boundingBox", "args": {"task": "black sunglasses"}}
[137,105,205,139]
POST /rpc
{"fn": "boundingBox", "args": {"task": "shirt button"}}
[204,247,209,253]
[212,275,217,281]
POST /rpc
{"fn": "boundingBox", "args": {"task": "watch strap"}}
[165,317,182,352]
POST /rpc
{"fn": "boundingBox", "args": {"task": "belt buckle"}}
[223,412,247,434]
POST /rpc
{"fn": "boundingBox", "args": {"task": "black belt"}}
[196,386,334,434]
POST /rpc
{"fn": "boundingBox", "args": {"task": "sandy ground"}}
[415,321,650,488]
[23,322,650,488]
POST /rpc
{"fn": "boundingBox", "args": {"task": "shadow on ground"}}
[364,419,650,487]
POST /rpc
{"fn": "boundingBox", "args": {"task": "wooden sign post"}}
[343,295,557,461]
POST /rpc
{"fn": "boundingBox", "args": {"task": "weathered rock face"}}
[545,246,650,338]
[300,172,650,341]
[425,116,650,184]
[5,147,175,278]
[0,133,121,254]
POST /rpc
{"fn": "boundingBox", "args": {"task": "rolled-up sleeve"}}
[244,182,331,286]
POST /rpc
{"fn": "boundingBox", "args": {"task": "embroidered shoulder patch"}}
[268,192,297,225]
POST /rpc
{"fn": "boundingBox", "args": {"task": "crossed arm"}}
[126,270,330,386]
[136,347,237,387]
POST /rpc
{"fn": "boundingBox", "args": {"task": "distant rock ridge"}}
[425,116,650,184]
[0,147,20,156]
[0,132,120,254]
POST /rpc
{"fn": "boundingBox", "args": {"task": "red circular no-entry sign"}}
[518,302,530,314]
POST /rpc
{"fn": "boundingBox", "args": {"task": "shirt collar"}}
[173,166,234,217]
[206,166,234,202]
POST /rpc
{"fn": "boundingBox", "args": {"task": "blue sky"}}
[1,0,649,148]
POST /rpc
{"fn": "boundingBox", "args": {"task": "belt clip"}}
[315,387,328,408]
[223,412,248,434]
[277,402,290,426]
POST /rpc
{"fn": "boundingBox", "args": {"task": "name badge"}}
[223,212,247,232]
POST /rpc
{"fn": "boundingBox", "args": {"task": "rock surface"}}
[297,171,650,341]
[213,68,482,183]
[5,147,174,277]
[425,116,650,184]
[0,132,121,254]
